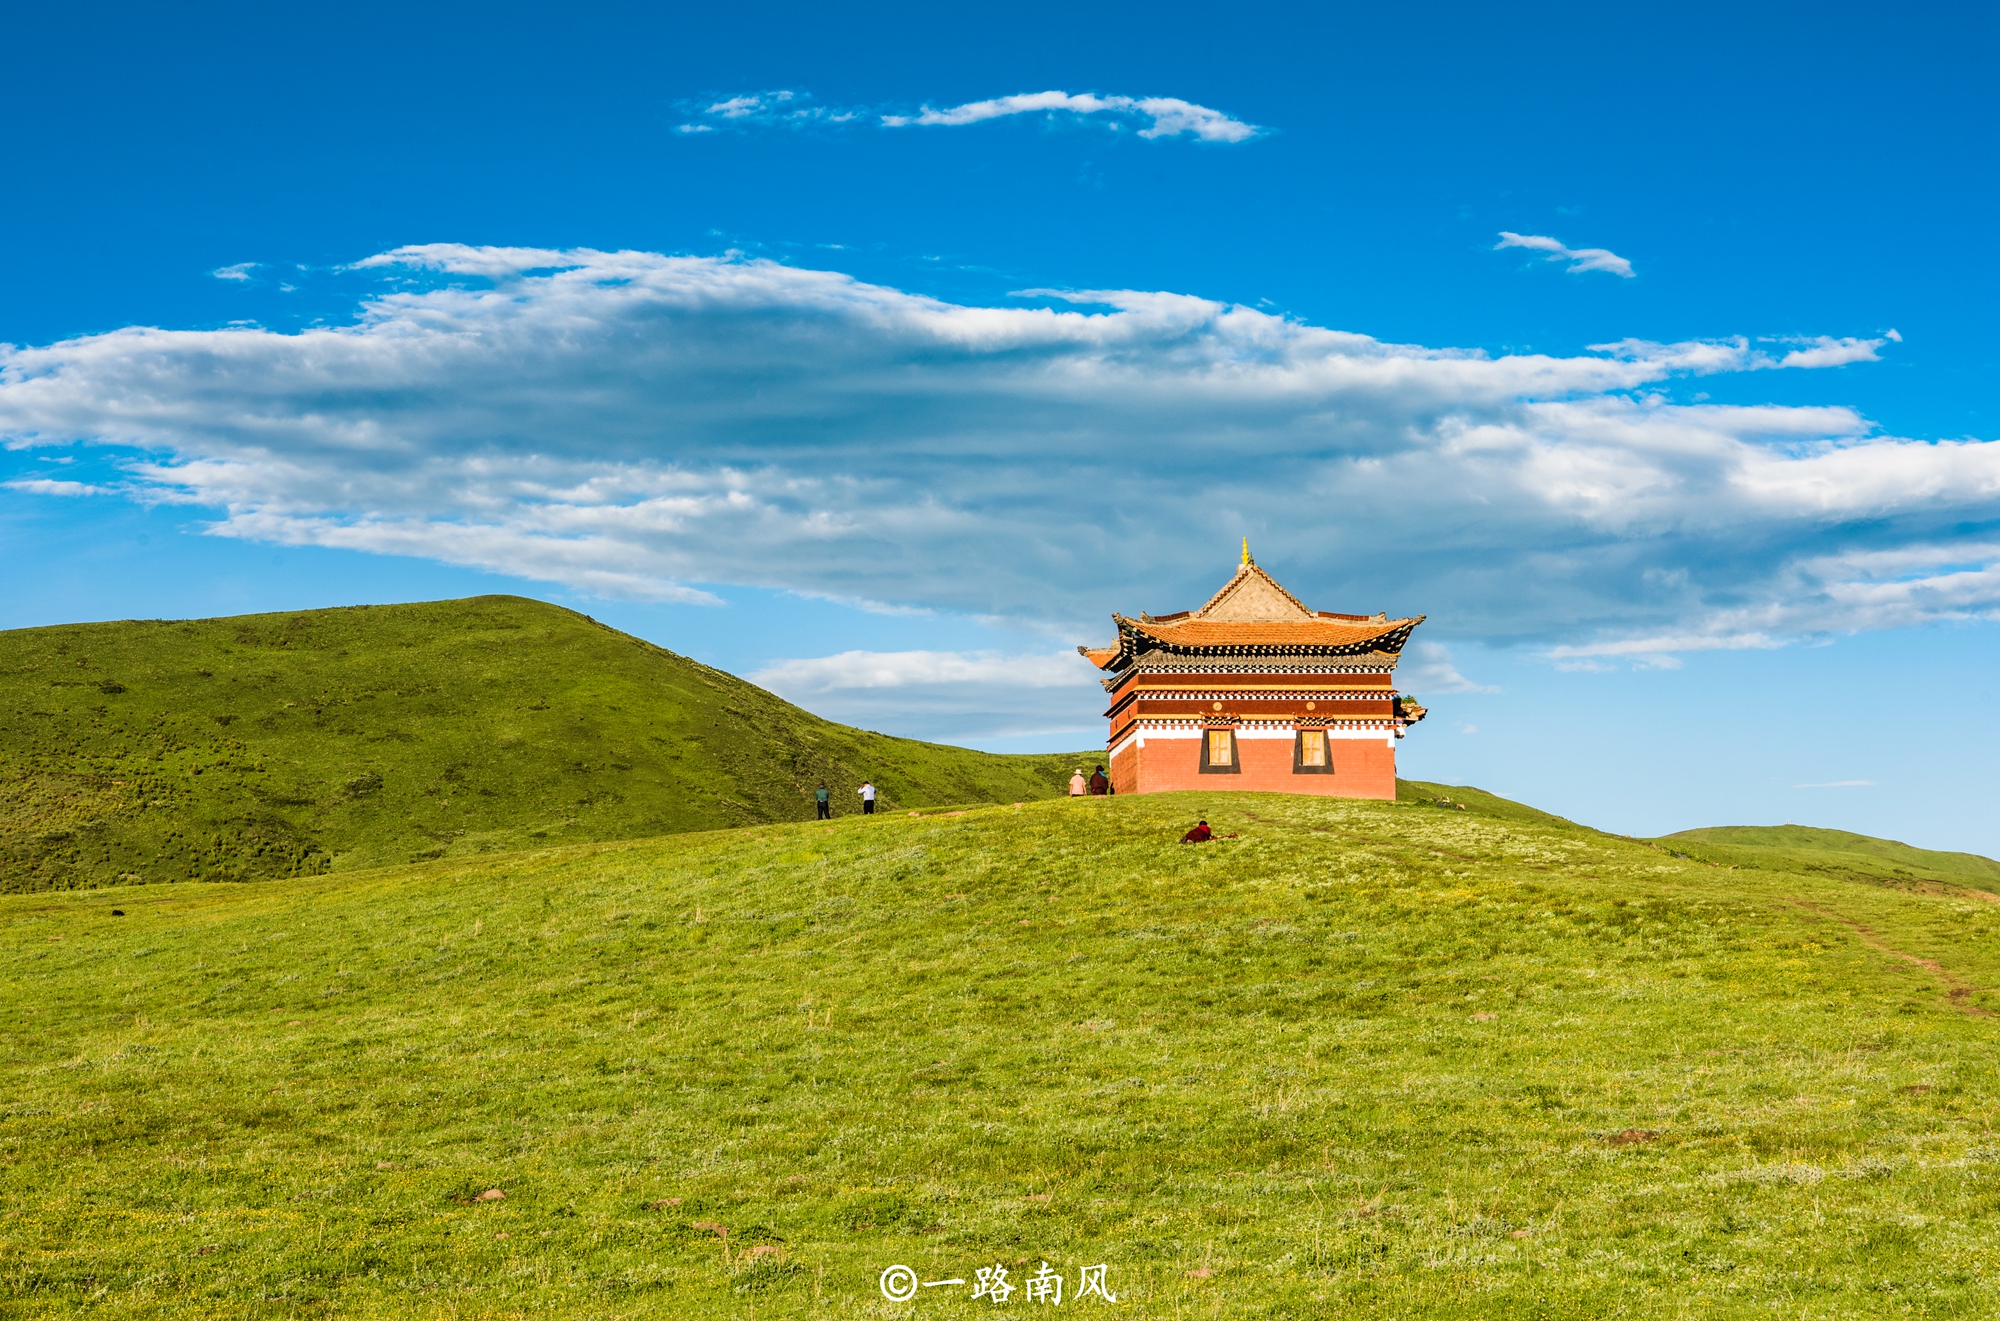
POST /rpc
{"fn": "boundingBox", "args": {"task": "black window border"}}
[1293,725,1336,774]
[1198,726,1241,774]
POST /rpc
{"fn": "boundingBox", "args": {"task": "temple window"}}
[1200,727,1240,773]
[1294,727,1334,774]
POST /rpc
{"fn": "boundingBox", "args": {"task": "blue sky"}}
[4,0,1997,853]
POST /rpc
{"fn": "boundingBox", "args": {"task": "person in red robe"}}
[1180,820,1213,843]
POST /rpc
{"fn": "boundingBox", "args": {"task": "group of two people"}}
[1067,765,1112,797]
[812,779,876,819]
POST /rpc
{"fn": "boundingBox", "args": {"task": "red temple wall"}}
[1108,732,1396,800]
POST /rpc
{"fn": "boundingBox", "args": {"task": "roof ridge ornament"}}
[1242,537,1251,566]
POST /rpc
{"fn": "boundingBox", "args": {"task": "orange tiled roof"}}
[1075,559,1423,672]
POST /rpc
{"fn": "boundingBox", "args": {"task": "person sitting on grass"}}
[1180,819,1213,844]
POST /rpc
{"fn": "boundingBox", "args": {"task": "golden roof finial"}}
[1241,536,1251,566]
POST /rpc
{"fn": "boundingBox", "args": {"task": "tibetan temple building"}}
[1077,545,1427,799]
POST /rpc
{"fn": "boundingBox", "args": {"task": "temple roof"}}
[1078,553,1422,673]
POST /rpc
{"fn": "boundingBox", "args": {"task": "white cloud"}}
[751,649,1093,692]
[2,243,1995,670]
[751,649,1103,741]
[211,263,258,281]
[677,89,1258,142]
[1496,232,1635,278]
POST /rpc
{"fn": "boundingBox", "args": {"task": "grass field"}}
[0,596,1091,892]
[7,785,2000,1317]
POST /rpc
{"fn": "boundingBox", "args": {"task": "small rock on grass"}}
[650,1197,682,1208]
[475,1188,505,1201]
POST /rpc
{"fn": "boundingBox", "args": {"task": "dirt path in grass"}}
[1791,900,1994,1017]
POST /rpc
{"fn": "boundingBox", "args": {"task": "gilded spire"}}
[1241,537,1251,566]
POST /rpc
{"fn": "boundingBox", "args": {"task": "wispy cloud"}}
[881,92,1258,142]
[1589,334,1889,374]
[675,90,860,133]
[1792,780,1875,788]
[1496,232,1635,278]
[1400,641,1498,695]
[4,477,112,496]
[675,89,1259,142]
[3,243,1991,671]
[1773,336,1885,369]
[211,262,258,281]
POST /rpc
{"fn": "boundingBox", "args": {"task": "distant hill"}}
[1393,785,2000,899]
[1659,824,2000,895]
[0,596,1093,891]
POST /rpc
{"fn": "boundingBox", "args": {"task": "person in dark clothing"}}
[1088,765,1110,795]
[1181,819,1213,844]
[814,781,831,820]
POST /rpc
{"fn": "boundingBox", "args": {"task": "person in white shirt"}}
[857,780,877,815]
[1069,769,1088,796]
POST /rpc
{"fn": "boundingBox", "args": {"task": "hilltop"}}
[8,790,2000,1318]
[0,596,1090,891]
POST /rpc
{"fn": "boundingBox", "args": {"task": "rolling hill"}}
[0,596,1093,892]
[8,789,2000,1317]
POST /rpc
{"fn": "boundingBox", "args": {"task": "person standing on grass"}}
[1088,765,1110,795]
[814,780,831,820]
[858,780,876,815]
[1069,768,1088,796]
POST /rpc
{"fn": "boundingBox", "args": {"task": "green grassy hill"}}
[0,596,1092,892]
[10,790,2000,1318]
[1661,824,2000,897]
